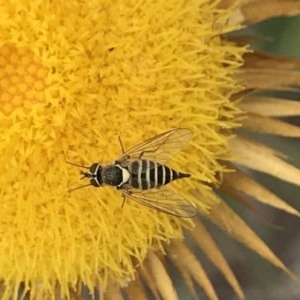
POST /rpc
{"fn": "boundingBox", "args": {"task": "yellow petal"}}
[189,220,244,299]
[241,0,300,24]
[125,277,148,300]
[163,250,198,299]
[144,251,178,300]
[231,136,300,186]
[206,200,295,279]
[239,97,300,116]
[166,241,218,300]
[243,52,300,69]
[238,69,300,91]
[222,168,300,217]
[138,265,160,300]
[242,113,300,137]
[70,281,83,300]
[104,282,124,300]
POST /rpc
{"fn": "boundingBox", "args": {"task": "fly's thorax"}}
[102,164,130,187]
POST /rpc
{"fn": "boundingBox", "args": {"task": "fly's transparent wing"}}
[122,186,197,218]
[117,128,192,164]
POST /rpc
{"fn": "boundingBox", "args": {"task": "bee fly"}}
[67,128,196,217]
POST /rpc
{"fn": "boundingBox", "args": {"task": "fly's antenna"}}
[66,162,91,192]
[65,161,90,169]
[68,183,92,192]
[118,136,125,154]
[80,170,90,179]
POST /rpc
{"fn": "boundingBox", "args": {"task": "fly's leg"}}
[121,194,126,207]
[120,190,134,208]
[116,136,130,164]
[117,186,130,208]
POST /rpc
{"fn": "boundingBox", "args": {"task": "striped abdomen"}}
[126,159,190,190]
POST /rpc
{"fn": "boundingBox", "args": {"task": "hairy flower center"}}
[0,0,246,297]
[0,44,47,115]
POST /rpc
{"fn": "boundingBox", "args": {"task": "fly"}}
[67,128,196,218]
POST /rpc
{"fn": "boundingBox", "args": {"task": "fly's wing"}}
[122,186,197,218]
[117,128,192,164]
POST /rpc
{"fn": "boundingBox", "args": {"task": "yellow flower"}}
[0,0,299,299]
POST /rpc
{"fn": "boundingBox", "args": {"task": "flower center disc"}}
[0,44,47,115]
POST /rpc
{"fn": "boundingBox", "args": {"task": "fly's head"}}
[66,161,104,192]
[80,163,103,187]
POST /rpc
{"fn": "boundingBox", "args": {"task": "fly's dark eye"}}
[90,178,100,187]
[89,163,99,174]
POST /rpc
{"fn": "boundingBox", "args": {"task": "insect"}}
[67,128,196,218]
